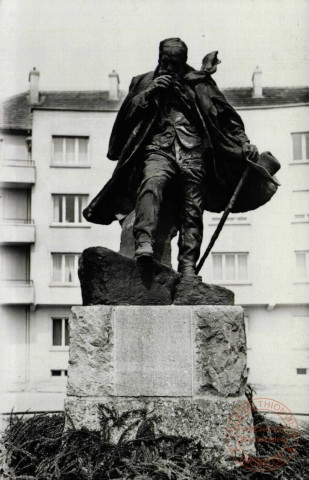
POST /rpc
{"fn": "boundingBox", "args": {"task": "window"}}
[295,251,309,281]
[51,253,80,284]
[296,368,307,375]
[293,214,309,222]
[52,136,89,165]
[52,194,88,224]
[292,191,309,223]
[51,369,68,377]
[212,253,249,282]
[209,214,249,226]
[52,317,69,347]
[291,133,309,161]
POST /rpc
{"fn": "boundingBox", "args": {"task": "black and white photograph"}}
[0,0,308,478]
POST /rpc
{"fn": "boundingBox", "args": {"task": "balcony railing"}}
[0,159,36,186]
[0,220,36,243]
[0,279,34,304]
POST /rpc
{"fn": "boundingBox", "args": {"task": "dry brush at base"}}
[2,405,308,480]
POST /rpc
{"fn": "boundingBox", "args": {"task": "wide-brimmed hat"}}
[248,151,280,186]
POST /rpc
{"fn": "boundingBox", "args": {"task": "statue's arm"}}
[107,74,171,160]
[123,74,171,110]
[125,76,152,109]
[220,104,258,159]
[216,99,249,145]
[107,76,153,160]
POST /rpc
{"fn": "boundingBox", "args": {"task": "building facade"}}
[1,69,308,413]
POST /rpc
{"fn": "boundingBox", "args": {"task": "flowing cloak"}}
[83,65,279,226]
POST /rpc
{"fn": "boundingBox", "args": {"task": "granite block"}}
[67,306,114,396]
[193,306,247,396]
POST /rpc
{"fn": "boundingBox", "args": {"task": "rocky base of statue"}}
[173,274,234,305]
[65,305,255,466]
[79,247,234,306]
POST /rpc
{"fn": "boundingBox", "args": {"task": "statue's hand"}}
[243,143,259,162]
[146,75,172,94]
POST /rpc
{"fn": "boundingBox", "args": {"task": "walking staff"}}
[196,166,250,274]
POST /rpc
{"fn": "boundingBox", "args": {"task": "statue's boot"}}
[177,227,202,277]
[135,240,154,259]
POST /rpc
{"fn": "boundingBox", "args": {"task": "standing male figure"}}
[84,38,279,276]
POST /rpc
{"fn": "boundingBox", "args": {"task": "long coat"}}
[83,66,279,225]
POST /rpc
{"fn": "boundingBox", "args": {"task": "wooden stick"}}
[196,165,250,274]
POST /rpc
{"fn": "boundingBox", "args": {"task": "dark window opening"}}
[296,368,307,375]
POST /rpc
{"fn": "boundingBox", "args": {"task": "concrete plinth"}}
[65,305,255,463]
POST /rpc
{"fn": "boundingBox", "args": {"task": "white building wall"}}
[245,305,309,413]
[246,306,309,384]
[31,110,121,306]
[0,306,28,390]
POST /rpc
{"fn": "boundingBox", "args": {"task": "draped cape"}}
[83,64,279,225]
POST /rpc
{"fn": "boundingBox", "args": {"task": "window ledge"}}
[50,224,90,228]
[289,161,309,165]
[49,283,80,287]
[293,281,309,284]
[209,223,251,227]
[50,347,69,352]
[291,221,309,224]
[37,384,66,392]
[48,380,67,384]
[212,282,252,286]
[50,164,91,169]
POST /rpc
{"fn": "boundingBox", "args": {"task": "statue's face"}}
[158,53,186,77]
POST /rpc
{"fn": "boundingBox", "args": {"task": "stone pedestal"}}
[65,305,255,464]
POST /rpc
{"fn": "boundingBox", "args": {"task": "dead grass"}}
[2,403,308,480]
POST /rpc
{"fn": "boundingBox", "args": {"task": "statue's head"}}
[157,38,188,77]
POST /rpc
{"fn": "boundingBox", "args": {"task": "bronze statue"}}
[84,38,280,277]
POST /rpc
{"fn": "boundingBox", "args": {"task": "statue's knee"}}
[144,175,166,191]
